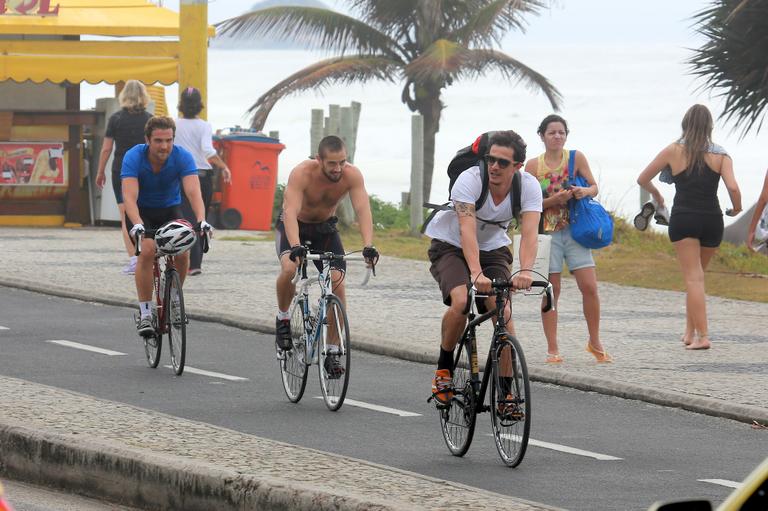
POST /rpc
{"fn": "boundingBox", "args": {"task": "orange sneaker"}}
[431,369,454,405]
[498,393,525,420]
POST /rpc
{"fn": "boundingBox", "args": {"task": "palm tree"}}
[216,0,562,202]
[689,0,768,135]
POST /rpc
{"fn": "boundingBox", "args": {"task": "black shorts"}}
[668,212,723,248]
[111,170,123,204]
[125,205,184,244]
[427,239,513,307]
[275,216,346,272]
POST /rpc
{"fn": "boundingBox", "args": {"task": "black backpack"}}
[422,131,522,233]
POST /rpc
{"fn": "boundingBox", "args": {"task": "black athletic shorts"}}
[275,216,346,272]
[125,205,184,244]
[668,212,723,248]
[111,170,123,204]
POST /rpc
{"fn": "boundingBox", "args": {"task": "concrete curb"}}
[2,276,766,426]
[0,422,400,511]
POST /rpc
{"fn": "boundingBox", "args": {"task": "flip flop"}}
[545,353,563,364]
[586,343,613,363]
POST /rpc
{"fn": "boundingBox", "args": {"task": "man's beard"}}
[322,167,342,182]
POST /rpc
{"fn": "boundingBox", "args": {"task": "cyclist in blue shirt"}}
[121,116,212,336]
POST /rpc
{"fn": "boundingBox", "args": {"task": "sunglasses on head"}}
[485,155,518,169]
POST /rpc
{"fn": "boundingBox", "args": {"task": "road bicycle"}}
[277,248,373,411]
[134,227,209,375]
[431,273,553,467]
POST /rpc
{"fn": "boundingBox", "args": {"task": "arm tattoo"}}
[454,201,475,218]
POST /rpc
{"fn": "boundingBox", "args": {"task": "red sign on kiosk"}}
[0,0,59,16]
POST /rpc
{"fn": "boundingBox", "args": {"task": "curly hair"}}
[144,116,176,140]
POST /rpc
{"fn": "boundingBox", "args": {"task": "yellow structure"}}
[0,0,215,225]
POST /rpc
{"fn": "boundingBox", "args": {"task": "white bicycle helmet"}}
[155,219,196,256]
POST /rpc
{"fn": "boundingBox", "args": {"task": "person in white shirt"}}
[425,130,543,405]
[176,87,232,275]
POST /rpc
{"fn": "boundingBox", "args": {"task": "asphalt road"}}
[0,286,764,511]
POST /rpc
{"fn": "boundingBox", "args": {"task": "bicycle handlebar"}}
[133,227,211,257]
[472,279,554,313]
[291,252,374,286]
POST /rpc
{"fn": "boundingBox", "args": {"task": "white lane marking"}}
[698,479,741,489]
[0,326,9,330]
[314,397,421,417]
[163,365,249,381]
[496,434,623,460]
[46,340,126,356]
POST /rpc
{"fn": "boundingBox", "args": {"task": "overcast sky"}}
[161,1,709,47]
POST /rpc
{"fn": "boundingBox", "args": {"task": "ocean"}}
[81,44,766,223]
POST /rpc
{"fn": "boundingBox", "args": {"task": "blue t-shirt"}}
[121,144,197,208]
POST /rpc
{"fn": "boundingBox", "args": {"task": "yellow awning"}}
[0,0,215,37]
[0,0,214,85]
[0,40,178,84]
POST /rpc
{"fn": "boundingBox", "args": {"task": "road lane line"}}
[314,397,421,417]
[163,366,249,381]
[0,326,9,330]
[496,434,622,460]
[46,340,126,356]
[698,479,741,489]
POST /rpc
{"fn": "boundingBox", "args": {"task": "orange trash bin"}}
[214,131,285,231]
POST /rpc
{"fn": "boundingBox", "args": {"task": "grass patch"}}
[219,235,266,242]
[264,191,768,303]
[340,216,767,303]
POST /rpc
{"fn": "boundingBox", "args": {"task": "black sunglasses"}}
[485,155,518,169]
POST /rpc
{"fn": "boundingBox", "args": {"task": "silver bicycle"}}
[277,249,373,411]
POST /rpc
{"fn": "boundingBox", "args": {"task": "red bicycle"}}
[134,225,209,375]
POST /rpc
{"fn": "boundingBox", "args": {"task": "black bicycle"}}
[134,226,209,375]
[431,274,553,467]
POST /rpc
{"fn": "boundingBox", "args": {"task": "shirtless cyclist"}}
[274,136,379,372]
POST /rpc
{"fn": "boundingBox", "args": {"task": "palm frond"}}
[451,0,546,47]
[406,44,562,109]
[216,7,404,59]
[246,56,404,130]
[689,0,768,135]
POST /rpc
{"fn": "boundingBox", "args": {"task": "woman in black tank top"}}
[636,104,742,351]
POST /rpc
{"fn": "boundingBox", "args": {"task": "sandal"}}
[586,343,613,363]
[545,353,563,364]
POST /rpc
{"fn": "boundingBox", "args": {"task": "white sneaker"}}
[121,256,137,275]
[654,201,670,226]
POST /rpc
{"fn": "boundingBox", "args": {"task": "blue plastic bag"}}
[567,150,613,249]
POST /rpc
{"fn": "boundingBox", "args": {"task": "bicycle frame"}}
[294,253,342,364]
[152,254,177,335]
[457,280,554,412]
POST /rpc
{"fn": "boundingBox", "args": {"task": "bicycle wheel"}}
[318,295,350,411]
[143,323,162,368]
[144,271,163,368]
[165,269,186,376]
[490,333,531,467]
[438,336,477,456]
[278,296,309,403]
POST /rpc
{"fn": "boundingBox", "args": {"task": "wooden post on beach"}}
[310,103,360,226]
[410,114,424,236]
[310,109,324,157]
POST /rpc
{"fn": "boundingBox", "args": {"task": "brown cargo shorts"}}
[427,239,514,306]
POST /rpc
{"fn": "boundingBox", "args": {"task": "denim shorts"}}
[548,226,595,274]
